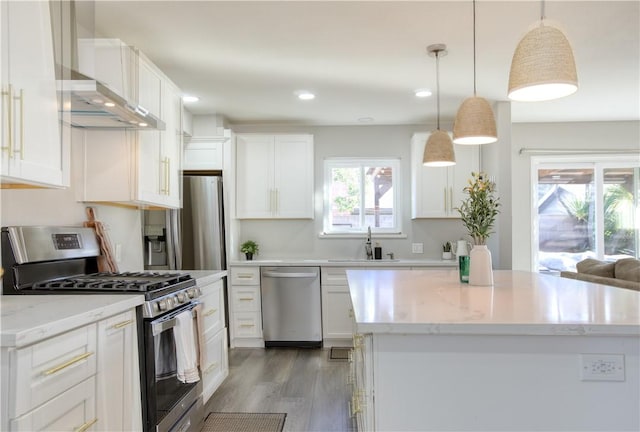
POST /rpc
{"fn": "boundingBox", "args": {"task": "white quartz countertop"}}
[347,269,640,336]
[1,294,144,348]
[177,270,227,285]
[229,258,456,267]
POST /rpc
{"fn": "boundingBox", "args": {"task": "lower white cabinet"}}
[3,308,142,431]
[321,268,354,345]
[96,310,141,432]
[198,278,229,405]
[229,266,263,348]
[350,333,373,431]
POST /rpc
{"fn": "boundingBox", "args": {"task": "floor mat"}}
[202,412,286,432]
[329,346,352,361]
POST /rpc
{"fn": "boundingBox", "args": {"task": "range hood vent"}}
[60,70,165,130]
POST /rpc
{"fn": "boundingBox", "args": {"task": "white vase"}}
[469,245,493,286]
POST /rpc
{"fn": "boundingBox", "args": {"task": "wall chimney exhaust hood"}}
[60,69,165,130]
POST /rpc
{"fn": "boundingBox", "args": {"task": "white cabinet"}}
[229,266,263,347]
[350,333,373,431]
[236,134,314,219]
[183,137,226,171]
[411,132,479,218]
[3,308,142,432]
[0,1,68,188]
[96,310,142,432]
[81,59,182,209]
[198,278,229,404]
[321,268,354,345]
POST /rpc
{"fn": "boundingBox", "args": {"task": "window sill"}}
[318,232,408,239]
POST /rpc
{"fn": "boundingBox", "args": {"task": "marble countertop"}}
[229,258,456,267]
[347,269,640,336]
[1,294,144,348]
[155,269,227,285]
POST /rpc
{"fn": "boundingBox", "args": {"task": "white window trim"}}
[530,154,639,271]
[322,157,402,236]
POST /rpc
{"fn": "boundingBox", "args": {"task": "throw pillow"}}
[576,258,615,278]
[615,258,640,282]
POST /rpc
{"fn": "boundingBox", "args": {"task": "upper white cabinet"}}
[0,1,68,188]
[236,134,314,219]
[81,49,182,209]
[411,132,479,218]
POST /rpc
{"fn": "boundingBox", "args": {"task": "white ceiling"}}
[90,1,640,126]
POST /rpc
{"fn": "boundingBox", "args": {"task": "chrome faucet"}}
[365,226,373,260]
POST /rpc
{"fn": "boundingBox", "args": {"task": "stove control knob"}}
[177,292,186,303]
[153,302,160,312]
[158,299,168,311]
[187,288,196,299]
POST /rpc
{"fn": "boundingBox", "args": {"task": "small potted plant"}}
[240,240,259,261]
[456,172,500,285]
[442,242,452,260]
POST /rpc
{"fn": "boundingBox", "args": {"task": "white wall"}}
[0,127,144,273]
[231,123,474,261]
[510,120,640,271]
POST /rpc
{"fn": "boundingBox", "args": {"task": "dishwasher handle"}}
[262,271,317,278]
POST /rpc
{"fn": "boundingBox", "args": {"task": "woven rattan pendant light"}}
[508,0,578,101]
[423,44,455,167]
[453,0,497,145]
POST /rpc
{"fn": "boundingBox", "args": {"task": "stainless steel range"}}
[1,226,204,432]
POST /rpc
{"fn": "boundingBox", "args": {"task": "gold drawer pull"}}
[75,417,98,432]
[112,319,134,329]
[43,352,94,376]
[204,308,218,317]
[204,362,219,374]
[239,324,255,328]
[237,274,254,279]
[238,297,253,301]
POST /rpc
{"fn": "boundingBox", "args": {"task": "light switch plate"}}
[412,243,423,254]
[580,354,625,381]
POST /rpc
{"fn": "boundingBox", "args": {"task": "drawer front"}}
[321,267,348,285]
[231,286,260,312]
[230,266,260,285]
[232,312,261,338]
[13,324,97,418]
[202,329,228,404]
[11,376,97,432]
[200,280,224,335]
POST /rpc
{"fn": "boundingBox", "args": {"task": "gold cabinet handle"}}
[204,308,217,316]
[112,319,134,329]
[449,186,453,212]
[237,274,253,279]
[238,297,253,301]
[2,84,13,158]
[75,417,98,432]
[443,187,447,211]
[43,352,94,376]
[166,157,171,195]
[239,324,255,328]
[204,362,219,374]
[17,88,24,159]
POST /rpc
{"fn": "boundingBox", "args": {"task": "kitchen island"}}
[347,269,640,432]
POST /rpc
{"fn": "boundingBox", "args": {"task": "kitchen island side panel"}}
[373,333,640,431]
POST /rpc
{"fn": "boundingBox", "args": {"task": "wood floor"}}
[204,347,354,432]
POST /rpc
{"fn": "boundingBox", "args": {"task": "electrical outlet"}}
[580,354,625,381]
[412,243,423,254]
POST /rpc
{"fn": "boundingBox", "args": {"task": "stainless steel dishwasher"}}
[261,266,322,348]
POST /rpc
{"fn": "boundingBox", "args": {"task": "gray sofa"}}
[560,257,640,291]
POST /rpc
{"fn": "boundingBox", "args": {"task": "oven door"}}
[143,302,202,432]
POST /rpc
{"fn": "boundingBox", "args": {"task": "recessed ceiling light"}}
[182,95,199,103]
[415,89,433,98]
[104,101,115,107]
[295,91,315,100]
[358,117,375,123]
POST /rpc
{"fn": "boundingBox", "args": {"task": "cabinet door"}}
[160,80,182,208]
[322,285,353,340]
[273,134,314,218]
[96,311,142,432]
[201,329,229,404]
[200,279,225,336]
[450,145,480,213]
[137,130,164,205]
[137,53,162,119]
[411,133,448,218]
[11,376,97,432]
[1,1,66,187]
[236,134,274,218]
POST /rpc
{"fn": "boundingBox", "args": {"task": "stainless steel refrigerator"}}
[143,175,226,272]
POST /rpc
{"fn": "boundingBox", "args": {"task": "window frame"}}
[322,157,402,236]
[531,154,639,272]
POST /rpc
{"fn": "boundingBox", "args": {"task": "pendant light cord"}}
[435,50,441,130]
[472,0,477,96]
[540,0,546,21]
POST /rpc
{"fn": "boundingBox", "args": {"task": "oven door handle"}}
[151,301,199,336]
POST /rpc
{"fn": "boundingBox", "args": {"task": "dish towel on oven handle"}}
[173,309,200,383]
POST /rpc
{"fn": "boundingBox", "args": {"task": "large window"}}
[323,158,401,234]
[534,158,639,273]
